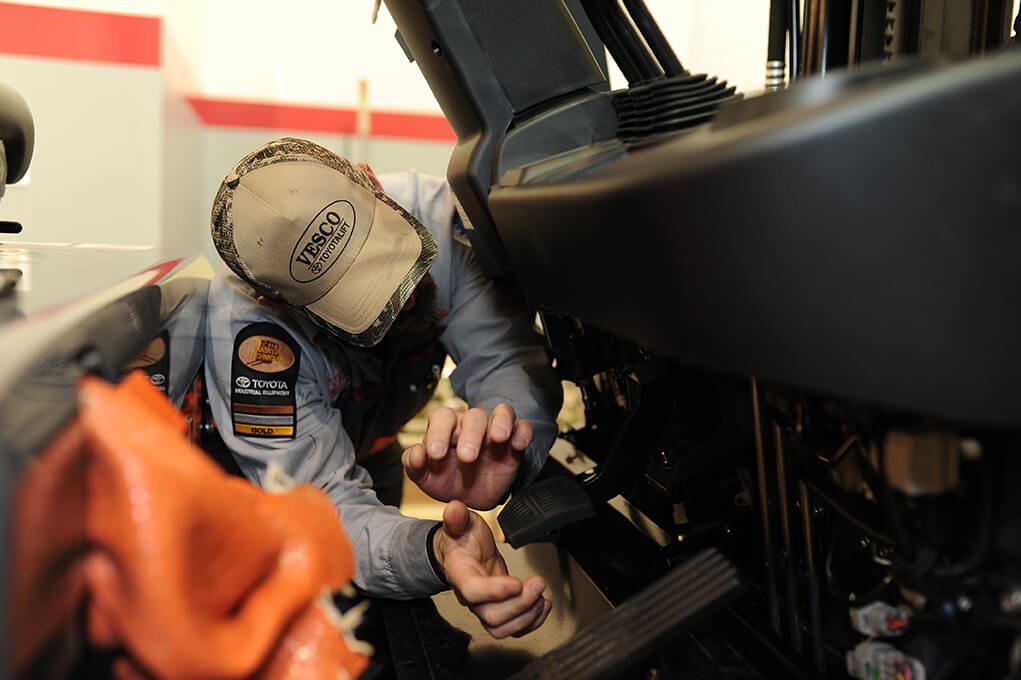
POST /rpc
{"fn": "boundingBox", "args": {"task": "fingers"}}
[401,443,428,483]
[456,407,489,463]
[427,404,528,464]
[441,500,472,539]
[444,546,517,604]
[493,597,553,639]
[455,573,522,605]
[357,161,383,189]
[473,576,550,639]
[437,503,552,638]
[488,403,516,443]
[425,407,458,460]
[510,418,534,452]
[440,502,511,589]
[515,599,553,637]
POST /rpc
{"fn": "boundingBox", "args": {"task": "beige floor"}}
[397,361,584,538]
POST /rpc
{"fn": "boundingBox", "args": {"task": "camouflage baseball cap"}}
[211,138,438,347]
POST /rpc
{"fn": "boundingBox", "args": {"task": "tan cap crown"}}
[211,138,437,347]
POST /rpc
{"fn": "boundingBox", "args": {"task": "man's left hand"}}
[434,500,551,638]
[402,403,532,510]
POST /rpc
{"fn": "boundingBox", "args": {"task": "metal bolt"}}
[960,438,983,460]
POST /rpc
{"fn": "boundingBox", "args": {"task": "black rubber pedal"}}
[508,548,744,680]
[498,476,595,548]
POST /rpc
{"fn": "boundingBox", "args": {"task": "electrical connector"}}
[847,640,925,680]
[850,601,911,637]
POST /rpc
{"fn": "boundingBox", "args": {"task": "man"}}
[204,137,562,638]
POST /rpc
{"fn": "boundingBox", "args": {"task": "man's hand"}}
[434,501,551,639]
[402,403,533,510]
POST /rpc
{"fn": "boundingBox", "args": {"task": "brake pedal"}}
[498,476,595,548]
[508,548,744,680]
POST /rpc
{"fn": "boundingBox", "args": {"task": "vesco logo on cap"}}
[290,200,356,283]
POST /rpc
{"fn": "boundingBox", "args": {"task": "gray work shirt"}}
[204,170,562,598]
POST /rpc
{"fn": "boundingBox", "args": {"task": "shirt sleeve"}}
[377,171,564,486]
[204,274,446,598]
[440,236,564,486]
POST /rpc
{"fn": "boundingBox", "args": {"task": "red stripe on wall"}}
[188,97,455,143]
[188,98,358,135]
[371,110,456,142]
[0,3,160,67]
[0,2,450,143]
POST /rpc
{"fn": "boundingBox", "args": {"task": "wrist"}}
[426,522,447,585]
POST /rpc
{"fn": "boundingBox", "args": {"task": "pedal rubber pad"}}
[498,476,595,548]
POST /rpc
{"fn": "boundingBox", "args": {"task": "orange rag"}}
[12,371,369,680]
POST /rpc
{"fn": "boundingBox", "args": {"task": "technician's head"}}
[210,137,437,347]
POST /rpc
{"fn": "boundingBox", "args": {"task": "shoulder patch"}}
[231,322,301,439]
[124,330,170,394]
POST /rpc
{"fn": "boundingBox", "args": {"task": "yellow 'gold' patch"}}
[234,424,295,437]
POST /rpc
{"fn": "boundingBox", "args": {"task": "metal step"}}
[508,548,744,680]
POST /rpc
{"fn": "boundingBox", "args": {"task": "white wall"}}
[0,55,162,246]
[6,0,160,14]
[174,1,771,112]
[604,1,771,94]
[183,1,442,114]
[0,0,879,254]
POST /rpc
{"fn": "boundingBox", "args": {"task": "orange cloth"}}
[12,371,368,680]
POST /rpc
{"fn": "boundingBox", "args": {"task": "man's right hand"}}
[433,501,551,639]
[404,404,533,510]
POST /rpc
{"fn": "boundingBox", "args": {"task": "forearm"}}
[443,271,562,485]
[336,497,447,598]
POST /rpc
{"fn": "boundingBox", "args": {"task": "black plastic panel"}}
[0,82,34,185]
[490,52,1021,427]
[0,287,161,464]
[0,453,9,680]
[383,0,608,277]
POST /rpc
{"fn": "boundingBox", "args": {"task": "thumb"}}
[402,444,428,484]
[442,500,472,539]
